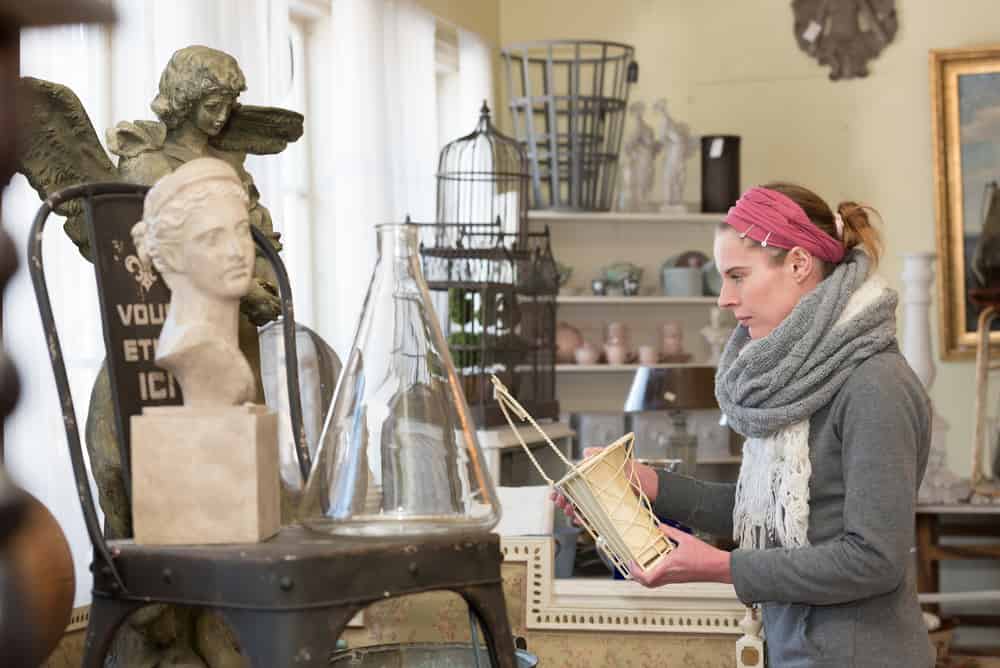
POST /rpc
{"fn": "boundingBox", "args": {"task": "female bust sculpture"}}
[133,157,256,406]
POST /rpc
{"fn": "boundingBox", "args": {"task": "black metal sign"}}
[86,192,182,477]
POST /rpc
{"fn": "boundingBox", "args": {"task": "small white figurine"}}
[701,307,730,365]
[132,157,256,406]
[619,100,659,212]
[653,98,699,213]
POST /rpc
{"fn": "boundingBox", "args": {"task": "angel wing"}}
[210,104,304,156]
[16,76,118,259]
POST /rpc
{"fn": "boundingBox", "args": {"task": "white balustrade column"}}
[901,252,960,502]
[901,252,937,389]
[735,606,764,667]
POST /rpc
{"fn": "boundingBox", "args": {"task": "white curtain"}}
[3,24,111,609]
[316,0,438,356]
[457,28,494,131]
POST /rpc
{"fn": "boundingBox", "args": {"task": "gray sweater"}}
[652,346,933,668]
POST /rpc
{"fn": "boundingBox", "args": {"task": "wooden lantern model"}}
[491,375,672,578]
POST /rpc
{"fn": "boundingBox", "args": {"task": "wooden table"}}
[916,504,1000,631]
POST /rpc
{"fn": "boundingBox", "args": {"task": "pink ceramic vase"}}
[556,322,584,363]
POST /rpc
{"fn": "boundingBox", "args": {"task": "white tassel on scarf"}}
[733,421,812,549]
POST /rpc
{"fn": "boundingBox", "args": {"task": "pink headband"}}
[725,187,845,264]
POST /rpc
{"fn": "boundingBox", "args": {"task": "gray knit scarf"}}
[716,249,898,548]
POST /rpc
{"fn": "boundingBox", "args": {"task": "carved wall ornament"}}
[792,0,898,80]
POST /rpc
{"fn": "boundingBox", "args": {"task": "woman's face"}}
[713,228,820,339]
[179,193,254,300]
[193,93,236,136]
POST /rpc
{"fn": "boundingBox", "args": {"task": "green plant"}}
[448,331,483,369]
[447,288,523,372]
[448,288,477,326]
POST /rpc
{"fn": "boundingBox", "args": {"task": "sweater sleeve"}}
[651,471,736,537]
[729,366,928,606]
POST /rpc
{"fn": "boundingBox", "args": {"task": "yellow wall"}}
[498,0,1000,475]
[417,0,499,44]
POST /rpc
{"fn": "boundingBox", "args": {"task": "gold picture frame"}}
[931,46,1000,359]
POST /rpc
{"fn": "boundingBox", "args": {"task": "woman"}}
[132,157,256,406]
[557,183,932,667]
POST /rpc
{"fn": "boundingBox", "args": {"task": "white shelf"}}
[477,421,575,451]
[556,363,714,373]
[557,295,717,305]
[529,209,725,225]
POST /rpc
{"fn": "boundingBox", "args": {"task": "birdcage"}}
[419,224,559,428]
[500,40,637,211]
[435,101,529,244]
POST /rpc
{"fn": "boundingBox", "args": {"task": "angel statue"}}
[617,100,659,212]
[18,44,301,326]
[15,45,302,667]
[653,98,698,213]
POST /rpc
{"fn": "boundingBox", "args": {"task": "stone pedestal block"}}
[131,404,279,545]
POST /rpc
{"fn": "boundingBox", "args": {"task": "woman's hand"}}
[550,488,578,523]
[628,524,732,587]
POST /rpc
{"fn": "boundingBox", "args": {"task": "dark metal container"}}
[700,134,741,213]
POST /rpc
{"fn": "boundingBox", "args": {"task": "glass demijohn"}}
[298,223,501,536]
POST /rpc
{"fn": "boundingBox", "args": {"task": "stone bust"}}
[132,157,256,406]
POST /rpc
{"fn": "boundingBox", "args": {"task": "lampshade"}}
[623,366,717,413]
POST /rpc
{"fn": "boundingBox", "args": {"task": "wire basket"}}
[500,39,637,212]
[492,375,672,578]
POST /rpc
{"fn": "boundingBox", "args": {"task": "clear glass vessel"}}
[298,223,501,536]
[258,319,342,517]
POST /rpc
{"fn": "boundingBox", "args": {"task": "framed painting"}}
[931,46,1000,359]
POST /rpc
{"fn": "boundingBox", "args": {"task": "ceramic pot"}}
[606,321,630,346]
[556,322,584,363]
[661,266,703,297]
[604,342,628,365]
[638,344,659,366]
[660,321,684,356]
[623,276,641,296]
[575,342,600,365]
